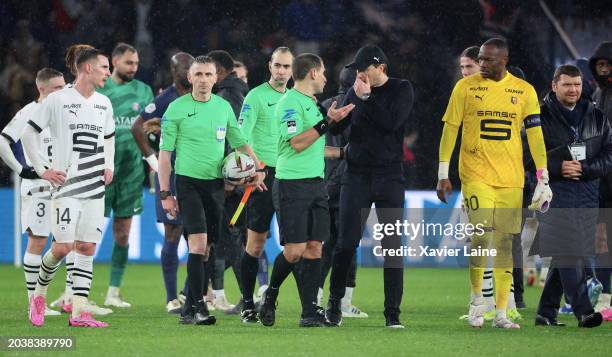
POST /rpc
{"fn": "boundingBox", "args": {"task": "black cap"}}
[345,45,388,71]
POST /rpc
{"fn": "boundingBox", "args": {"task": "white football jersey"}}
[29,87,115,200]
[1,101,53,198]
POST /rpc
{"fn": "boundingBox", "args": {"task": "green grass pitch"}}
[0,265,610,356]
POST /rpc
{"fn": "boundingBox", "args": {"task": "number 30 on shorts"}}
[463,195,479,212]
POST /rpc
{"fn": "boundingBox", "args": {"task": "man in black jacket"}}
[208,50,250,118]
[535,64,612,328]
[325,45,414,328]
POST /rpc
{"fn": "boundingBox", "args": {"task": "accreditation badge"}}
[216,127,227,142]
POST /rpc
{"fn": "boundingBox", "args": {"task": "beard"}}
[117,71,134,82]
[178,77,191,89]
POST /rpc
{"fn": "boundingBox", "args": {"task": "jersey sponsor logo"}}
[69,123,103,132]
[115,116,137,128]
[475,95,484,101]
[287,120,297,134]
[144,103,156,113]
[94,104,107,111]
[476,110,517,119]
[216,127,226,142]
[281,109,297,122]
[468,86,488,91]
[505,88,524,95]
[63,104,82,109]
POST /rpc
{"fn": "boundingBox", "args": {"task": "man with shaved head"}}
[131,51,194,313]
[437,38,550,329]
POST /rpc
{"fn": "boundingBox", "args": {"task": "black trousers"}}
[321,207,357,288]
[330,170,404,317]
[537,256,594,321]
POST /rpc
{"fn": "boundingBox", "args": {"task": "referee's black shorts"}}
[175,174,224,243]
[273,177,329,246]
[247,166,276,233]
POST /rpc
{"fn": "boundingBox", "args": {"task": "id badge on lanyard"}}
[568,127,586,161]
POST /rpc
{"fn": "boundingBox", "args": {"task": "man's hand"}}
[161,196,179,219]
[104,169,114,186]
[436,179,453,204]
[41,169,67,186]
[529,168,553,213]
[143,118,161,135]
[353,72,371,100]
[561,160,582,180]
[326,101,355,123]
[245,171,267,192]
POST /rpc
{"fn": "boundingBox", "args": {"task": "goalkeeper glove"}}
[528,168,553,213]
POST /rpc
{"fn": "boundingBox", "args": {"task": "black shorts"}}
[273,178,329,246]
[247,167,276,233]
[175,175,224,243]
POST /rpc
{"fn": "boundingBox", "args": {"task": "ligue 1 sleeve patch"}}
[216,127,227,142]
[145,103,156,113]
[287,120,297,133]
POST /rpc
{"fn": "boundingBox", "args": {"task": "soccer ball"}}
[222,152,256,184]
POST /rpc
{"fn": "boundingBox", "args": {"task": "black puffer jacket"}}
[215,72,249,119]
[535,92,612,257]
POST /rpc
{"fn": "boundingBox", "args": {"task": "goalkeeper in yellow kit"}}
[436,38,552,329]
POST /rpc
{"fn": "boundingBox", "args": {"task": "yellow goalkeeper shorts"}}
[461,182,522,234]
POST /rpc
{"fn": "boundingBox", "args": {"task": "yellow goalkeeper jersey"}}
[442,72,540,188]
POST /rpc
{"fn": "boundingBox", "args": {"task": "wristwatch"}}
[159,190,172,200]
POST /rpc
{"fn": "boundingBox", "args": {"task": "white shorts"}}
[51,197,104,244]
[21,196,52,237]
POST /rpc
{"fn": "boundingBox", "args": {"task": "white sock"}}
[482,269,494,306]
[34,251,62,296]
[213,289,225,300]
[470,292,484,304]
[23,252,42,299]
[342,287,354,307]
[496,308,507,319]
[107,286,120,297]
[65,251,75,298]
[317,287,323,306]
[72,253,93,316]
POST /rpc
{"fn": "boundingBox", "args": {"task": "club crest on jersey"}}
[144,103,156,114]
[216,127,226,142]
[132,102,140,111]
[511,96,518,104]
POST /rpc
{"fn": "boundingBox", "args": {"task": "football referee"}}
[325,45,414,328]
[159,56,263,325]
[258,53,354,327]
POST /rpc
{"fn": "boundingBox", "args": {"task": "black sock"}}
[292,260,304,311]
[187,253,204,308]
[301,258,321,318]
[202,260,209,297]
[329,248,355,301]
[240,251,259,309]
[269,252,295,290]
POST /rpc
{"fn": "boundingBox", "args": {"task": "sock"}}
[496,308,507,319]
[34,251,62,296]
[71,252,94,316]
[341,286,354,308]
[301,258,321,318]
[257,251,269,286]
[269,252,295,290]
[65,251,75,300]
[482,269,494,306]
[160,239,179,302]
[317,287,324,306]
[109,243,129,288]
[493,268,512,310]
[23,252,41,299]
[240,251,259,308]
[187,253,204,308]
[203,260,210,301]
[213,289,225,300]
[469,267,485,295]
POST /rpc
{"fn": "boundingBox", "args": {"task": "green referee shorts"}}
[104,179,144,218]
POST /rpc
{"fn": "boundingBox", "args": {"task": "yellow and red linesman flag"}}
[229,162,265,226]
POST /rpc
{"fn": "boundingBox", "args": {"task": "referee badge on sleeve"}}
[287,120,297,134]
[216,127,227,142]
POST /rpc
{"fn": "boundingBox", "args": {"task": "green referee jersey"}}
[97,77,154,182]
[238,82,286,167]
[160,93,247,180]
[276,89,325,180]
